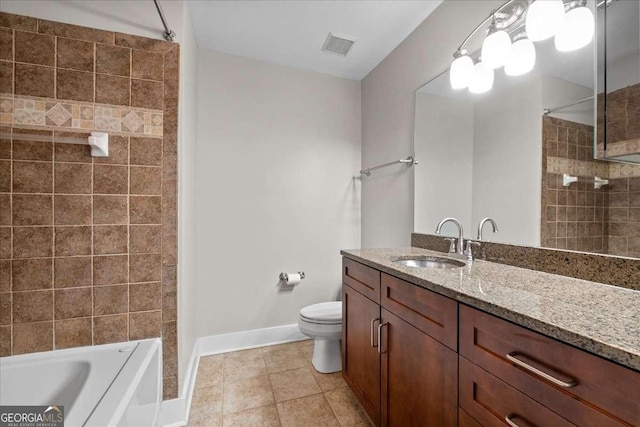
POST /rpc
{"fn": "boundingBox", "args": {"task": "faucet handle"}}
[443,238,456,254]
[464,240,482,261]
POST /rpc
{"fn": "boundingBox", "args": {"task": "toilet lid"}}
[300,302,342,323]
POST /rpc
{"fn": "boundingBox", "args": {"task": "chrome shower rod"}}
[360,156,418,177]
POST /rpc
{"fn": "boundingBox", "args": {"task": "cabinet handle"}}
[370,318,380,348]
[507,352,577,388]
[377,323,388,354]
[504,414,523,427]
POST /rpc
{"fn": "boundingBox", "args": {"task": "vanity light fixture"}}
[449,0,596,93]
[481,19,512,69]
[525,0,566,41]
[555,1,595,52]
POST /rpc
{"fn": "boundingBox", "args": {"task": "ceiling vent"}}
[321,32,356,56]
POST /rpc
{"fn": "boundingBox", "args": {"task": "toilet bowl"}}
[298,301,342,374]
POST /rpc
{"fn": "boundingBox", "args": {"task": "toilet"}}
[298,301,343,373]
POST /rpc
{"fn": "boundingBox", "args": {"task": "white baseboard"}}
[160,324,307,426]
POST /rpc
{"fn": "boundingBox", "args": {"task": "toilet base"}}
[312,338,342,373]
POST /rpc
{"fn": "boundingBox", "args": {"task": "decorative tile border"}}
[0,93,163,137]
[546,156,609,179]
[608,161,640,179]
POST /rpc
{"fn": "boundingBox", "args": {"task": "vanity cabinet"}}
[341,257,640,427]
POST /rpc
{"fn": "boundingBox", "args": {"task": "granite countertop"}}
[341,247,640,372]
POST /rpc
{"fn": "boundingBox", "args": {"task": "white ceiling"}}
[188,0,443,80]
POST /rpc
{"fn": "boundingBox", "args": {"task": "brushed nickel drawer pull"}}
[370,318,380,348]
[378,323,388,354]
[504,414,523,427]
[507,352,577,388]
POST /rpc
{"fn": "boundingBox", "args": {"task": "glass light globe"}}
[505,38,536,76]
[554,6,595,52]
[450,55,475,89]
[481,30,512,69]
[469,61,494,94]
[526,0,566,41]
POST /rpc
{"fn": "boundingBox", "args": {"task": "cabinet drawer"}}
[342,257,380,303]
[380,273,457,351]
[459,409,482,427]
[460,304,639,426]
[459,357,574,427]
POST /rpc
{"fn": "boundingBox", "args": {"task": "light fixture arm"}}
[456,0,518,54]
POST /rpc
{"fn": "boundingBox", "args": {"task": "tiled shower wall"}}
[0,12,179,398]
[541,116,640,258]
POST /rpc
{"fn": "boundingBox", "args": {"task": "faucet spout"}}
[477,218,499,240]
[435,217,465,256]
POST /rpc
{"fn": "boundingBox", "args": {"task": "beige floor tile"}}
[191,385,223,418]
[269,367,322,402]
[276,394,340,427]
[224,348,268,383]
[264,346,308,374]
[298,342,314,361]
[324,388,368,426]
[311,370,347,392]
[262,342,303,353]
[188,413,222,427]
[223,375,275,414]
[196,354,224,389]
[222,404,281,426]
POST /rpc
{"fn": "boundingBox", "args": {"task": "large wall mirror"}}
[414,0,640,258]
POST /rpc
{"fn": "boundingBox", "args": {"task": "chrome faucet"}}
[435,217,465,259]
[477,218,499,240]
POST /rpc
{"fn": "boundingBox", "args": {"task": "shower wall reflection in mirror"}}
[414,0,640,258]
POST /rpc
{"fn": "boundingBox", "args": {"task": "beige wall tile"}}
[57,69,94,102]
[0,61,12,94]
[130,196,161,224]
[57,38,94,72]
[0,161,9,192]
[95,73,130,106]
[15,63,54,98]
[38,19,114,44]
[13,161,53,193]
[130,137,162,166]
[0,292,11,325]
[54,195,91,225]
[13,290,53,323]
[94,135,128,165]
[94,284,128,315]
[131,79,163,110]
[54,287,91,319]
[93,314,128,344]
[0,12,37,32]
[130,282,161,312]
[129,253,161,283]
[130,225,161,253]
[13,321,53,354]
[0,325,10,356]
[93,164,128,194]
[130,166,161,195]
[0,28,12,61]
[0,260,10,293]
[54,131,93,162]
[12,258,52,291]
[54,257,91,288]
[96,44,130,77]
[54,226,91,256]
[129,310,161,340]
[12,194,52,225]
[13,226,53,258]
[55,317,91,349]
[0,195,8,226]
[54,163,92,194]
[93,255,128,285]
[94,225,128,255]
[15,30,54,66]
[132,49,163,81]
[93,195,128,224]
[115,33,175,53]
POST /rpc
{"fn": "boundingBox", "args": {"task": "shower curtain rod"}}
[153,0,176,41]
[543,96,594,116]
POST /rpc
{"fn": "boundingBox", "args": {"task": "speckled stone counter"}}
[341,247,640,372]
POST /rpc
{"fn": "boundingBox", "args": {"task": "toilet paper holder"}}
[279,271,306,282]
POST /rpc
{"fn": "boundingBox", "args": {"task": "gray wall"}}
[361,0,503,247]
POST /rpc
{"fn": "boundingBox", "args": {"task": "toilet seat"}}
[300,302,342,324]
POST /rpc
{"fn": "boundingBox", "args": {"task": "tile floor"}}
[188,340,374,427]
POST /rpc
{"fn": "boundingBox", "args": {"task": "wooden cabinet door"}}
[342,283,380,424]
[380,308,457,427]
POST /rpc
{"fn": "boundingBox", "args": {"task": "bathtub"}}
[0,339,162,427]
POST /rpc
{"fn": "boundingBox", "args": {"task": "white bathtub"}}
[0,339,162,427]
